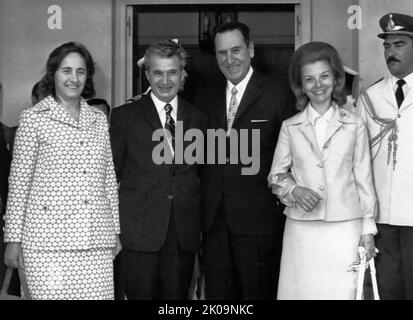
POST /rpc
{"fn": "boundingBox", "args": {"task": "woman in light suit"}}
[268,42,377,299]
[3,42,121,299]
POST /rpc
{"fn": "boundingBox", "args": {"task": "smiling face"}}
[54,52,86,103]
[215,29,254,85]
[145,55,184,103]
[301,60,335,108]
[384,35,413,78]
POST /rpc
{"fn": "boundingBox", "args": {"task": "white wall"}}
[312,0,357,70]
[0,0,112,127]
[0,0,4,117]
[359,0,413,89]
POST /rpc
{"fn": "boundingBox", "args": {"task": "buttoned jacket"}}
[110,94,206,252]
[4,95,120,251]
[357,77,413,226]
[195,71,293,235]
[268,104,377,235]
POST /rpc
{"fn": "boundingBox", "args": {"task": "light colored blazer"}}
[357,76,413,226]
[4,96,120,251]
[268,104,377,235]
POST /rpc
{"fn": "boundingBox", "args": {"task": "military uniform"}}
[357,13,413,300]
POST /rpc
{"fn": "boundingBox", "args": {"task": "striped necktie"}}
[164,103,175,150]
[227,87,238,134]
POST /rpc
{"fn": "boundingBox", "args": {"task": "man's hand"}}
[291,186,322,212]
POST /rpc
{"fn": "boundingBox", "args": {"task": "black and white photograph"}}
[0,0,413,312]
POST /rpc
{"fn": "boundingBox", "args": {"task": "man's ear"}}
[145,70,150,82]
[248,41,255,59]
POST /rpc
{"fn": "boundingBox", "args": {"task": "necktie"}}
[395,79,406,108]
[227,87,238,134]
[164,103,175,150]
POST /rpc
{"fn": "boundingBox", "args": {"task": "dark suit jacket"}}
[110,94,207,252]
[195,70,293,236]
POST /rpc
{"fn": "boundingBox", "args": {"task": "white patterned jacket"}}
[4,95,120,251]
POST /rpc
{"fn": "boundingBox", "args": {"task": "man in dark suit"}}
[110,40,206,300]
[195,22,293,300]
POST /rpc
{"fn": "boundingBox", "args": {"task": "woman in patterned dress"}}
[3,42,121,300]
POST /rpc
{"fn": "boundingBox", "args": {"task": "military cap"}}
[378,13,413,39]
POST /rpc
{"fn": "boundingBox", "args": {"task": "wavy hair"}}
[38,41,96,100]
[289,41,347,110]
[144,39,188,71]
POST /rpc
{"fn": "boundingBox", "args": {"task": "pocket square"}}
[250,119,269,123]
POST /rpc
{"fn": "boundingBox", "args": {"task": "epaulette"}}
[90,106,105,115]
[125,94,144,104]
[368,77,384,88]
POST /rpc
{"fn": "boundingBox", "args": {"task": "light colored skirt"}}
[277,218,361,300]
[22,248,114,300]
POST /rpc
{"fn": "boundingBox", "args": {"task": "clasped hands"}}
[291,186,322,212]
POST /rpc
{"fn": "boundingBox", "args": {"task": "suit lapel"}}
[323,107,343,149]
[233,71,263,124]
[141,95,163,131]
[380,78,399,111]
[295,107,321,157]
[79,100,98,130]
[217,85,227,130]
[400,85,413,111]
[176,97,191,159]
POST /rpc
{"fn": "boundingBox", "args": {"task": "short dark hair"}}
[38,41,96,100]
[87,98,110,114]
[214,22,251,46]
[289,41,347,110]
[144,39,187,71]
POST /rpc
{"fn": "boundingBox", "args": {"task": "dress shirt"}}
[390,72,413,97]
[308,104,335,151]
[225,67,254,115]
[150,92,178,155]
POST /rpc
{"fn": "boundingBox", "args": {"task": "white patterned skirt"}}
[277,218,361,300]
[22,248,114,300]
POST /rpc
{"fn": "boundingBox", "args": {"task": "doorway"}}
[127,4,296,104]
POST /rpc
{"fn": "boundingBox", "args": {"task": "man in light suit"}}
[357,13,413,299]
[110,40,206,299]
[195,22,293,299]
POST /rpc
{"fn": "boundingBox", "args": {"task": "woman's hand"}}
[359,234,376,262]
[112,235,122,259]
[291,186,322,212]
[4,242,24,269]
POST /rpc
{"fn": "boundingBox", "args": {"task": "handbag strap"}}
[1,267,13,295]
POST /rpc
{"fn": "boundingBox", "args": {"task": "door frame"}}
[112,0,312,106]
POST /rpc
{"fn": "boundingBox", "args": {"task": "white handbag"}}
[354,247,380,300]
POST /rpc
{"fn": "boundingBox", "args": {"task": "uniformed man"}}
[357,12,413,300]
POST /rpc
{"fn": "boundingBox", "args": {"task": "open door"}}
[114,0,312,107]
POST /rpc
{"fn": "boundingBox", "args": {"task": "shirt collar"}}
[307,103,335,126]
[150,92,178,115]
[390,72,413,90]
[226,67,254,94]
